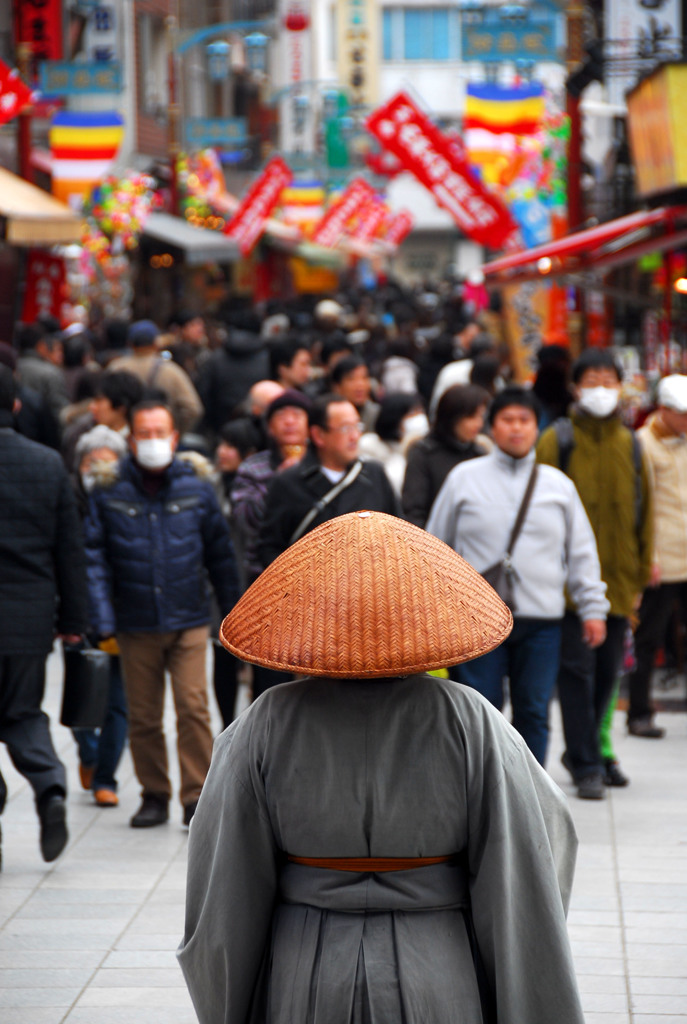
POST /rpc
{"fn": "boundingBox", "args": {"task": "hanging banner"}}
[349,200,388,243]
[0,59,35,125]
[224,156,293,257]
[21,250,67,325]
[384,210,414,248]
[279,0,314,154]
[50,110,125,206]
[312,178,375,248]
[366,91,517,250]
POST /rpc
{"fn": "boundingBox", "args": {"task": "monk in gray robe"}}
[178,511,585,1024]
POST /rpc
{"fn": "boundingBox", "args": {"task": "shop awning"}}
[0,167,83,246]
[142,212,241,265]
[481,205,687,285]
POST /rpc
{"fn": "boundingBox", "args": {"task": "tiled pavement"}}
[0,649,685,1024]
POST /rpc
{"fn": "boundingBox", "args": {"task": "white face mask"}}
[402,412,430,440]
[135,437,174,470]
[81,472,96,492]
[578,386,619,419]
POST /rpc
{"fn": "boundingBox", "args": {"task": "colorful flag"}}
[0,59,35,126]
[280,182,326,237]
[224,157,293,256]
[367,91,516,250]
[464,84,545,136]
[50,111,124,206]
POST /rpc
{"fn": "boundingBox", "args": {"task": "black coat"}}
[84,454,239,635]
[196,330,270,435]
[0,419,89,654]
[401,434,487,529]
[258,449,403,568]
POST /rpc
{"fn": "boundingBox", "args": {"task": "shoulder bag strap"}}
[505,462,539,557]
[289,460,363,546]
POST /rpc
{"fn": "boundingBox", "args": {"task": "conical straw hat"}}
[221,511,512,678]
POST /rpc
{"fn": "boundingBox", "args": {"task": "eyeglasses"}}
[325,421,365,436]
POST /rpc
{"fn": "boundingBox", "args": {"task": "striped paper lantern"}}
[50,111,124,206]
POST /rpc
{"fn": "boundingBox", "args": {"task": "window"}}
[382,7,460,61]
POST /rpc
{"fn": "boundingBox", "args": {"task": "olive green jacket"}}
[537,411,652,617]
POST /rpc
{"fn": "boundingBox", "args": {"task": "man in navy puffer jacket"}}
[84,400,239,829]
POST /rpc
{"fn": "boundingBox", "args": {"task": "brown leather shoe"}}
[79,763,95,791]
[94,789,119,807]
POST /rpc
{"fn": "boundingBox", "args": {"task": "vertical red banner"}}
[21,250,67,325]
[224,157,293,257]
[312,178,375,248]
[14,0,63,63]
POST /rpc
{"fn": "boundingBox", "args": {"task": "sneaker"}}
[576,774,605,800]
[130,795,169,829]
[183,802,198,828]
[37,793,68,861]
[628,717,665,739]
[94,789,119,807]
[603,759,630,787]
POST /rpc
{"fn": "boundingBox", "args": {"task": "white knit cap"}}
[657,374,687,413]
[314,299,343,321]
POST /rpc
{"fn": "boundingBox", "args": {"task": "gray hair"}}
[74,425,128,463]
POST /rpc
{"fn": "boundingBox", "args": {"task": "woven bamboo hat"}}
[220,511,512,678]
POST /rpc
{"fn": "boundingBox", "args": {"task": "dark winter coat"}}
[84,452,239,636]
[258,448,403,568]
[402,434,488,528]
[0,419,89,654]
[197,330,270,435]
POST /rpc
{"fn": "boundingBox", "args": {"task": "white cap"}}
[314,299,343,322]
[657,374,687,412]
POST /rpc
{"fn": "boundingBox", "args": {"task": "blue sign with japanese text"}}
[39,61,122,95]
[185,118,249,149]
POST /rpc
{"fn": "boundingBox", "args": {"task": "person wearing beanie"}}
[108,320,203,437]
[538,350,652,796]
[231,389,312,593]
[178,511,585,1024]
[626,373,687,738]
[428,386,608,768]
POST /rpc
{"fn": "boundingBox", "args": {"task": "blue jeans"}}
[455,618,562,765]
[72,656,128,792]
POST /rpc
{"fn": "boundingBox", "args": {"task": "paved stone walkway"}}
[0,649,685,1023]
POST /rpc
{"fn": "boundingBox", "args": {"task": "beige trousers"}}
[116,626,213,808]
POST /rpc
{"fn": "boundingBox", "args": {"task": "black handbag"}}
[482,464,538,612]
[60,642,110,729]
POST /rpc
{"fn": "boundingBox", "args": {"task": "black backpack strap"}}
[630,431,643,533]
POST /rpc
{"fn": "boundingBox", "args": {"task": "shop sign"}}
[461,6,558,64]
[224,156,293,257]
[312,178,375,248]
[185,118,248,150]
[0,60,35,125]
[336,0,379,109]
[366,91,517,249]
[627,64,687,198]
[13,0,63,63]
[39,61,122,95]
[384,210,413,248]
[21,250,66,325]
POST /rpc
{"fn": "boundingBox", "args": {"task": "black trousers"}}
[628,582,686,723]
[557,613,627,779]
[213,643,240,731]
[0,653,66,804]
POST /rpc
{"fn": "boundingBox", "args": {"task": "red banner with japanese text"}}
[13,0,63,64]
[0,59,35,125]
[312,178,375,248]
[366,91,517,250]
[21,250,67,325]
[383,210,413,248]
[224,157,293,257]
[350,200,389,243]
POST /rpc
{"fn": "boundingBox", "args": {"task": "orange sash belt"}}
[286,855,454,873]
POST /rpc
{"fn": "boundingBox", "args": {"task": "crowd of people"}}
[0,281,684,865]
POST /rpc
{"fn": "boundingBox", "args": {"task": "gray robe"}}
[178,675,584,1024]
